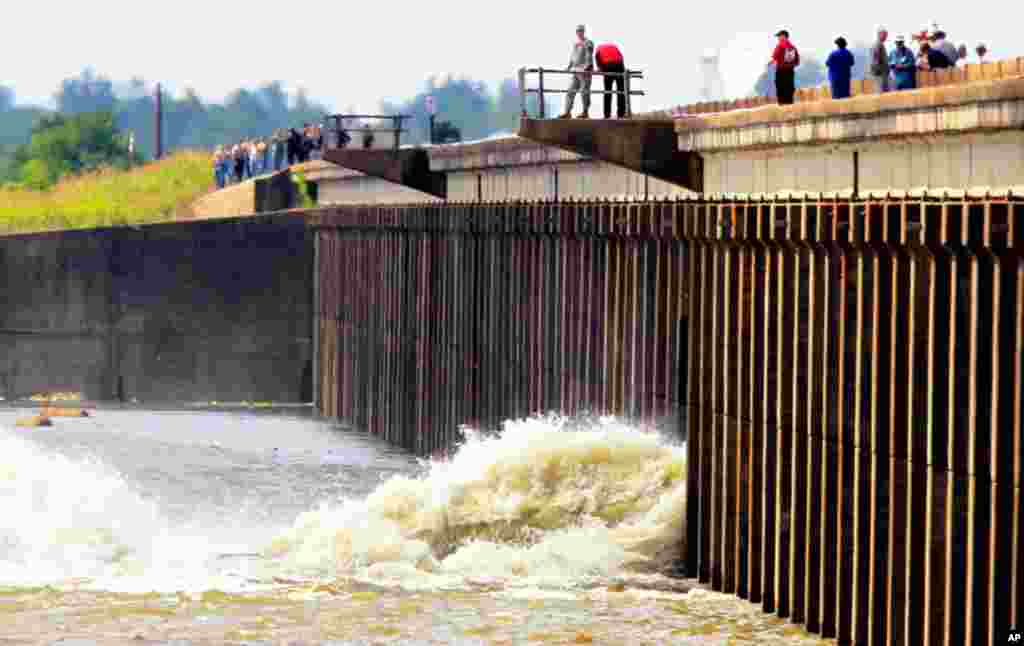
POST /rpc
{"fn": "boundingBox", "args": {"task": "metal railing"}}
[518,67,645,119]
[323,114,412,152]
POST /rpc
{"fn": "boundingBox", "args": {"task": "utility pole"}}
[154,83,163,160]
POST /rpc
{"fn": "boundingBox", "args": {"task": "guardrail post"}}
[538,69,546,118]
[519,68,528,117]
[624,70,632,118]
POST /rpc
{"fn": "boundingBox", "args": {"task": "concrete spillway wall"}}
[0,215,313,403]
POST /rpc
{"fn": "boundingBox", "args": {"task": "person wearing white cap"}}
[558,24,595,119]
[889,35,917,90]
[870,26,892,93]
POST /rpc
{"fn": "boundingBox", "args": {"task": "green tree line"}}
[1,68,537,187]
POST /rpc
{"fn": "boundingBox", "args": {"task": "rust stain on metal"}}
[311,194,1022,646]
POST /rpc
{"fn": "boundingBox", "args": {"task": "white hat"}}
[876,25,887,33]
[894,34,906,42]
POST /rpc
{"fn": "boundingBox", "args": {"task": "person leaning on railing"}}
[595,42,626,119]
[559,24,595,119]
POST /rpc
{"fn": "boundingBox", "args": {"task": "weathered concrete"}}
[189,170,298,218]
[298,161,441,205]
[0,215,313,403]
[518,118,703,192]
[308,140,693,202]
[322,148,446,198]
[677,77,1024,195]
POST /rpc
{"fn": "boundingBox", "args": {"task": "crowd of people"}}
[771,26,981,104]
[554,23,990,120]
[211,123,325,189]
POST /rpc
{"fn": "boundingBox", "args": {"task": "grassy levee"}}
[0,151,213,234]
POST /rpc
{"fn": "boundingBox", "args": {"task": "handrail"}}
[324,114,412,152]
[518,66,645,119]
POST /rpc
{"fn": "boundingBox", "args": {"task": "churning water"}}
[0,408,830,644]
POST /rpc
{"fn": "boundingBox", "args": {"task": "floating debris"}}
[39,407,90,418]
[15,416,52,428]
[30,392,81,402]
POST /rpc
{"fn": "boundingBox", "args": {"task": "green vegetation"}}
[0,150,211,234]
[7,111,138,189]
[382,74,538,144]
[0,68,535,234]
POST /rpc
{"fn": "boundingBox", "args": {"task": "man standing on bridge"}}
[769,29,800,105]
[595,41,627,119]
[558,24,595,119]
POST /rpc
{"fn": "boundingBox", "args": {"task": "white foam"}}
[262,415,687,590]
[0,430,259,593]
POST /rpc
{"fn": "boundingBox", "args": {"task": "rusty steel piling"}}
[309,194,1022,646]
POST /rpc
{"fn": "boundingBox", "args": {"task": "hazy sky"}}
[2,1,1013,113]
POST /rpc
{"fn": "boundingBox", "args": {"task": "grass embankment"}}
[0,151,212,234]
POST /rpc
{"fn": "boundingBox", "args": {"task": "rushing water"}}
[0,406,831,644]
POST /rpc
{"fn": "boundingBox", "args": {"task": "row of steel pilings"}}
[312,200,689,458]
[682,196,1024,646]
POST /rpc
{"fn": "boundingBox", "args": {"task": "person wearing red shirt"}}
[769,29,800,105]
[595,43,626,119]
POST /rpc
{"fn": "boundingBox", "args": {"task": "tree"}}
[382,75,498,145]
[0,85,14,112]
[9,110,137,187]
[493,77,538,132]
[55,68,117,115]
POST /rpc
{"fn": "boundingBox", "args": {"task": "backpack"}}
[783,46,798,66]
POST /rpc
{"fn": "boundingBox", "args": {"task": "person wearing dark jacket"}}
[769,30,800,105]
[595,42,627,119]
[286,128,302,166]
[826,37,856,99]
[919,42,951,70]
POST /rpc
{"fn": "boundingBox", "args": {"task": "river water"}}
[0,406,831,645]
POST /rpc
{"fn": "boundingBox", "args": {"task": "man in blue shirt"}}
[826,37,856,99]
[889,36,917,90]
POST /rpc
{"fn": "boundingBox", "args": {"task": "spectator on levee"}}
[889,36,917,90]
[769,29,800,105]
[930,30,959,66]
[232,141,246,182]
[595,41,627,119]
[917,41,951,71]
[558,24,595,119]
[870,26,892,93]
[287,128,303,166]
[826,37,856,99]
[212,146,226,189]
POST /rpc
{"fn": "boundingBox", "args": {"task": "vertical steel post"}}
[313,231,320,411]
[538,69,546,119]
[624,71,632,118]
[518,68,528,117]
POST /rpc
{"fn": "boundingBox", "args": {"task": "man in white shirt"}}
[558,24,595,119]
